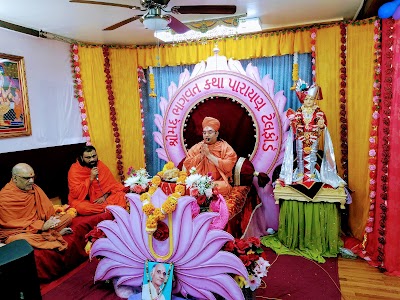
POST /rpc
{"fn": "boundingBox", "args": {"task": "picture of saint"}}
[142,261,173,300]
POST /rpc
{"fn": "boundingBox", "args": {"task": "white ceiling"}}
[0,0,365,46]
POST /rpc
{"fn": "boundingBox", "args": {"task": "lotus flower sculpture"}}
[90,188,248,300]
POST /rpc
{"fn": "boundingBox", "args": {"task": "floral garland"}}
[376,18,393,271]
[148,66,157,98]
[290,52,299,90]
[137,67,147,157]
[140,174,186,234]
[362,19,382,255]
[310,28,317,83]
[70,44,92,145]
[102,46,125,181]
[339,23,349,182]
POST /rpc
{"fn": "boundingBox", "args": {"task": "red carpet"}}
[42,248,341,300]
[255,248,341,300]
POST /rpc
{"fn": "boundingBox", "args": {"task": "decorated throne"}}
[152,46,289,237]
[88,48,288,300]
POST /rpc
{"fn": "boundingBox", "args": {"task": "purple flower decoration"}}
[369,149,377,157]
[90,189,248,300]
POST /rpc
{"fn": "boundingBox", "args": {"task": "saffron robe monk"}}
[68,145,127,215]
[183,117,237,196]
[0,163,72,251]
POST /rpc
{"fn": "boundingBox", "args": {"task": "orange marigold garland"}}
[290,52,299,90]
[140,174,185,234]
[102,46,125,181]
[362,19,382,255]
[339,22,349,182]
[70,44,92,145]
[148,66,157,98]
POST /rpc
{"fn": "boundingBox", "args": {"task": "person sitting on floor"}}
[0,163,73,251]
[183,116,237,197]
[68,145,127,215]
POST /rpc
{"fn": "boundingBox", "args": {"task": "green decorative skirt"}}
[261,200,343,263]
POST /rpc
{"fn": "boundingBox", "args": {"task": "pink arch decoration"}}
[153,50,289,231]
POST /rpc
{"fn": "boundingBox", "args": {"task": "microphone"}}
[92,166,99,182]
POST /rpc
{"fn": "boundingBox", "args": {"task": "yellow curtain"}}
[109,48,146,174]
[78,47,145,179]
[78,46,118,178]
[346,23,375,240]
[315,25,343,177]
[136,30,311,68]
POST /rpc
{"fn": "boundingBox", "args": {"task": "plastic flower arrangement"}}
[223,237,270,291]
[185,167,217,208]
[124,167,151,194]
[185,167,214,197]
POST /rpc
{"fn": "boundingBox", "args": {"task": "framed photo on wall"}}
[0,53,31,138]
[142,261,174,300]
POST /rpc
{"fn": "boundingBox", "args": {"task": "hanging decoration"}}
[310,28,317,83]
[376,18,394,271]
[70,44,92,145]
[140,175,184,235]
[137,67,147,159]
[339,23,349,182]
[290,52,299,90]
[187,15,242,33]
[148,66,157,98]
[362,19,382,253]
[102,46,125,182]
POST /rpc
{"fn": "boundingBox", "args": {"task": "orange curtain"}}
[346,22,375,240]
[78,47,118,178]
[315,25,343,178]
[78,46,145,179]
[136,30,311,68]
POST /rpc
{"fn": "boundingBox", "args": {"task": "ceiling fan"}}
[69,0,237,34]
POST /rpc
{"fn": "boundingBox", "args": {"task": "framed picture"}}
[0,53,31,138]
[142,261,174,300]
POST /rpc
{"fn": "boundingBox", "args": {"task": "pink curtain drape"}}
[382,19,400,276]
[363,19,400,276]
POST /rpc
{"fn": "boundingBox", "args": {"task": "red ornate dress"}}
[279,104,346,189]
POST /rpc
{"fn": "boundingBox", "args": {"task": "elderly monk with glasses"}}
[0,163,73,250]
[183,117,237,197]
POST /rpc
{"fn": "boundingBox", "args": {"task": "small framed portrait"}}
[142,261,174,300]
[0,52,31,138]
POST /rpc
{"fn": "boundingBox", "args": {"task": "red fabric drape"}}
[364,19,400,276]
[345,19,400,277]
[383,19,400,276]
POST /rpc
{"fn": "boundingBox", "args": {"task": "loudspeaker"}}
[0,239,42,300]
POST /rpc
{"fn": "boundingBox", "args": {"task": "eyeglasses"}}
[15,174,35,181]
[202,130,216,135]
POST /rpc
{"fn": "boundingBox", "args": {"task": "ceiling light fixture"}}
[155,17,262,43]
[142,15,170,31]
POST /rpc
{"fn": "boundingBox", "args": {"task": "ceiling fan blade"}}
[171,5,236,15]
[103,16,142,31]
[168,16,190,34]
[69,0,141,10]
